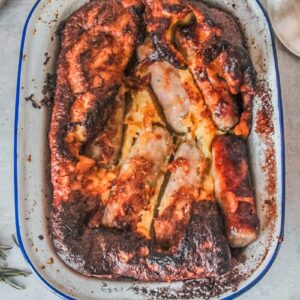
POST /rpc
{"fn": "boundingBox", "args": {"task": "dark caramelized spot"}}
[236,202,259,229]
[155,188,194,251]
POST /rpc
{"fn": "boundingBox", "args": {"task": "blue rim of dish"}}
[14,0,285,299]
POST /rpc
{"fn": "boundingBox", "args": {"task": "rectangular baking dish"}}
[14,0,285,299]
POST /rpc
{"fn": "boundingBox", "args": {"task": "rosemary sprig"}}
[4,278,26,290]
[0,267,31,290]
[0,245,12,261]
[0,238,31,289]
[12,234,20,248]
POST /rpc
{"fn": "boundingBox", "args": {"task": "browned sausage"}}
[154,141,203,250]
[212,134,259,247]
[101,127,172,232]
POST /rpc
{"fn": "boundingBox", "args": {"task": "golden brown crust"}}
[143,0,255,134]
[175,4,254,132]
[49,0,143,206]
[143,0,192,69]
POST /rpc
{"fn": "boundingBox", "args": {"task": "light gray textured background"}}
[0,0,299,299]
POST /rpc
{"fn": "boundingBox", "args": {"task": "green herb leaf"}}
[0,238,31,289]
[12,235,20,248]
[3,278,25,290]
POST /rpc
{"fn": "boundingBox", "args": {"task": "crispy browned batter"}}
[143,0,193,69]
[49,0,143,206]
[83,94,125,167]
[49,0,258,282]
[144,0,255,135]
[52,199,231,281]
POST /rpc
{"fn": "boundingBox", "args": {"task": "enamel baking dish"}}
[14,0,285,299]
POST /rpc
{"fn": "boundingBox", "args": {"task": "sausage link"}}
[154,141,203,250]
[212,135,259,247]
[102,127,172,233]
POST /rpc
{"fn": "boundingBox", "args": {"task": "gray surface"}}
[0,0,299,299]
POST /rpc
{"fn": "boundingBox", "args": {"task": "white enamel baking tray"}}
[14,0,285,299]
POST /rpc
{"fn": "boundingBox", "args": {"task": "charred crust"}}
[49,0,257,283]
[222,48,242,80]
[152,33,187,69]
[51,200,230,281]
[236,202,259,230]
[201,39,227,65]
[84,90,117,141]
[179,22,196,39]
[243,65,256,90]
[215,134,254,197]
[163,3,187,13]
[130,3,145,20]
